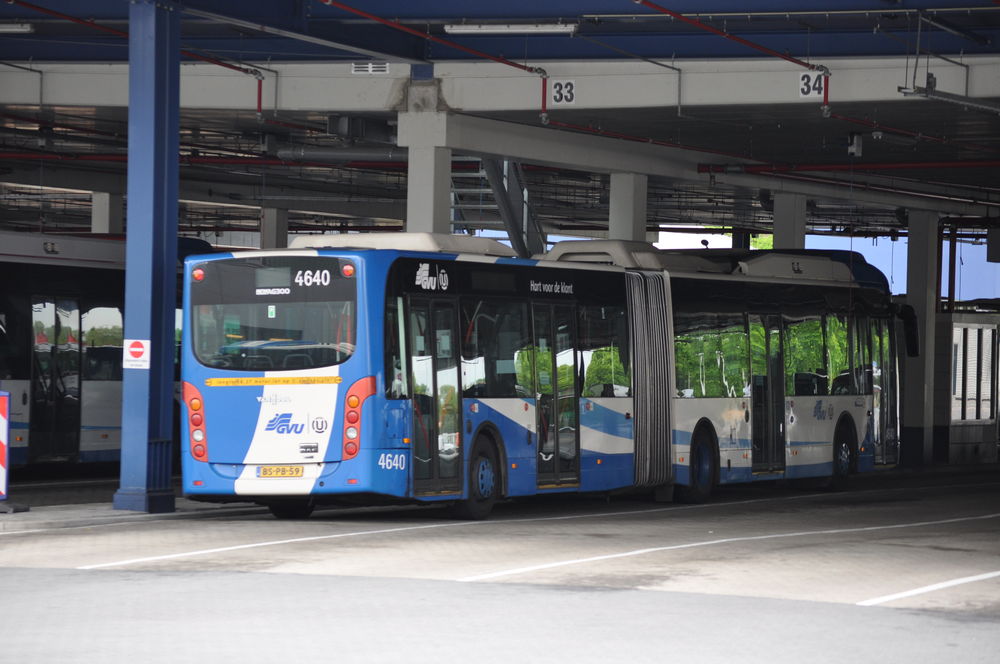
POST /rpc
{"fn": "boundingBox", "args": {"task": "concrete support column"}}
[397,88,452,234]
[91,192,124,234]
[609,172,648,241]
[405,145,452,233]
[260,207,288,249]
[902,209,941,467]
[773,193,807,249]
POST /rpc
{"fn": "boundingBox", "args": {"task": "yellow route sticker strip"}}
[204,376,343,387]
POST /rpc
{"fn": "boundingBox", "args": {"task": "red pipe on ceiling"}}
[633,0,829,75]
[0,151,485,172]
[699,160,1000,174]
[545,118,751,161]
[8,0,262,77]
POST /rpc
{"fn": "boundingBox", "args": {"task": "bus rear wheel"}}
[451,438,498,520]
[675,430,716,504]
[266,499,315,519]
[824,422,854,492]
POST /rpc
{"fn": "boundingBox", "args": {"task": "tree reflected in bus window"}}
[579,304,630,397]
[461,299,531,398]
[81,305,123,381]
[784,316,826,396]
[827,314,852,395]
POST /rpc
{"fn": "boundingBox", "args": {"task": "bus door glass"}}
[749,314,785,471]
[872,318,899,464]
[533,303,579,486]
[30,297,81,462]
[409,298,461,494]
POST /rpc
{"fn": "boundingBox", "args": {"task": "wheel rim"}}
[474,456,495,499]
[835,438,850,475]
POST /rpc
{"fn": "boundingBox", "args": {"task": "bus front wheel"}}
[451,438,499,520]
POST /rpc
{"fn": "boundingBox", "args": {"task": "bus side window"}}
[82,305,124,381]
[385,297,408,399]
[0,297,29,380]
[578,305,630,397]
[827,314,852,395]
[461,298,529,398]
[674,312,726,398]
[0,309,11,379]
[784,316,825,396]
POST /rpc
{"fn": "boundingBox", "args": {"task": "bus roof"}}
[0,231,213,269]
[290,232,517,258]
[0,230,124,269]
[541,239,889,291]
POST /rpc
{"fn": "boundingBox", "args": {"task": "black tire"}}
[824,421,854,492]
[451,438,499,520]
[267,499,315,519]
[675,429,716,504]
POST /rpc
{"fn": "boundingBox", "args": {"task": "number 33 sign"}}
[549,79,576,105]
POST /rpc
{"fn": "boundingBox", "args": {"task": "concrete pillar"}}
[91,192,124,234]
[902,209,940,467]
[773,193,807,249]
[405,145,452,234]
[396,85,452,235]
[260,207,288,249]
[609,172,648,241]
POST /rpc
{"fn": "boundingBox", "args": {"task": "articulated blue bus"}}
[180,233,902,519]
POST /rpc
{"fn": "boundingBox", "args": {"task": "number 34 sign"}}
[799,72,826,98]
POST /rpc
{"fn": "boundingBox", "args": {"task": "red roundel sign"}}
[122,339,151,369]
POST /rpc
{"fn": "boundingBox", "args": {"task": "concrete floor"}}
[1,468,998,662]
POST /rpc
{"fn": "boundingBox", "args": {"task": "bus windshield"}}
[190,255,356,371]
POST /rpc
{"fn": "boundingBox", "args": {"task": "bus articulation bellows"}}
[180,233,903,519]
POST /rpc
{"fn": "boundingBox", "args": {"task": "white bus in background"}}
[0,231,207,466]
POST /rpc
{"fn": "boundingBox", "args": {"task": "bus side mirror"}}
[897,304,919,358]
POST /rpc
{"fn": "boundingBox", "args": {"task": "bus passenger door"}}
[749,315,785,472]
[30,297,81,462]
[409,298,462,496]
[533,303,579,487]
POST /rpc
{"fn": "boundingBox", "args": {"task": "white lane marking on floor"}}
[857,570,1000,607]
[76,522,469,569]
[457,512,1000,582]
[73,493,823,568]
[10,477,992,539]
[53,479,1000,569]
[0,529,48,537]
[76,492,826,569]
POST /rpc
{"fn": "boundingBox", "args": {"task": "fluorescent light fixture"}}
[444,23,577,35]
[0,23,34,34]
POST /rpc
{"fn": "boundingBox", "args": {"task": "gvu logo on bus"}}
[415,262,449,291]
[265,413,305,434]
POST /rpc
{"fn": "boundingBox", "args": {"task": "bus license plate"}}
[257,465,304,478]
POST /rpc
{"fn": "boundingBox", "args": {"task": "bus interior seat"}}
[282,353,313,369]
[244,355,273,369]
